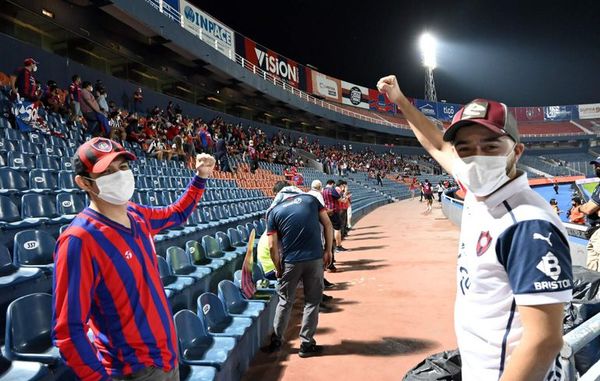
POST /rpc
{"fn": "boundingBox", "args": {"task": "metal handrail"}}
[144,0,408,129]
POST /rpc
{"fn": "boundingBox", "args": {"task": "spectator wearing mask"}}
[13,58,40,102]
[337,180,350,238]
[437,181,445,202]
[52,137,215,381]
[322,179,347,270]
[376,171,384,187]
[96,87,109,113]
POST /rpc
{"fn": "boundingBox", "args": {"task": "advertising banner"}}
[543,105,576,121]
[235,37,306,89]
[368,89,397,114]
[308,71,342,102]
[578,103,600,119]
[180,0,235,59]
[341,81,369,109]
[437,102,461,122]
[513,106,544,122]
[415,99,438,118]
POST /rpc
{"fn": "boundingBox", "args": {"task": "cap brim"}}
[590,161,600,166]
[443,119,507,142]
[90,151,137,174]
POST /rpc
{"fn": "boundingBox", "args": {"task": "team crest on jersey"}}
[476,231,492,256]
[92,138,113,153]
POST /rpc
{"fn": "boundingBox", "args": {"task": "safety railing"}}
[143,0,408,130]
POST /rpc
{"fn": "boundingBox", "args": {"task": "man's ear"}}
[74,175,94,193]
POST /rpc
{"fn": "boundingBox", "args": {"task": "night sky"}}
[197,0,600,107]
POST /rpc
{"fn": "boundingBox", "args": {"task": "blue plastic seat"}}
[173,310,237,380]
[157,256,194,312]
[215,232,245,257]
[166,246,211,300]
[185,240,227,274]
[18,140,41,155]
[59,157,73,171]
[0,138,16,154]
[196,293,256,369]
[0,351,52,380]
[7,152,34,170]
[28,132,45,145]
[4,128,24,142]
[227,228,247,250]
[5,293,62,364]
[0,196,42,248]
[35,155,60,171]
[57,170,77,192]
[217,280,268,342]
[21,194,69,225]
[56,193,85,218]
[201,236,236,268]
[28,170,58,193]
[0,243,49,344]
[0,168,28,198]
[13,230,56,275]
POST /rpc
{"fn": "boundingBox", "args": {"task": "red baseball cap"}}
[443,99,520,143]
[23,58,38,66]
[73,137,136,175]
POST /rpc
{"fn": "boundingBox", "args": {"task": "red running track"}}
[243,200,459,381]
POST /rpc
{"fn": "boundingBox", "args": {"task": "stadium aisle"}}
[243,200,459,381]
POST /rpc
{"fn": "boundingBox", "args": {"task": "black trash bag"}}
[403,349,461,381]
[563,266,600,374]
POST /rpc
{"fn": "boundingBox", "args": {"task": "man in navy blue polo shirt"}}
[265,181,333,357]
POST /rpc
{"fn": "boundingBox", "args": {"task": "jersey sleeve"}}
[131,176,206,235]
[495,219,573,306]
[52,235,111,381]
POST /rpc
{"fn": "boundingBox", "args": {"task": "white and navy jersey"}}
[455,173,572,381]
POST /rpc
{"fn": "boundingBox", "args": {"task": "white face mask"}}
[87,170,135,205]
[452,149,515,197]
[32,66,38,72]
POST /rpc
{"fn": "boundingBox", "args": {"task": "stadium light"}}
[419,33,437,70]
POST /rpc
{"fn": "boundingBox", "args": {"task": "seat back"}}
[201,236,223,259]
[29,170,58,190]
[157,256,177,286]
[173,310,214,360]
[227,228,243,247]
[0,196,20,222]
[0,244,16,276]
[7,152,34,169]
[59,157,74,171]
[215,232,234,252]
[0,168,27,191]
[35,155,60,171]
[197,292,231,332]
[233,270,242,288]
[13,230,56,266]
[185,240,210,265]
[166,246,195,275]
[217,280,248,315]
[58,170,76,190]
[21,194,57,219]
[56,193,85,215]
[5,293,54,362]
[237,225,249,243]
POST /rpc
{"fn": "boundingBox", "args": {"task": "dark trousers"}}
[339,209,348,237]
[250,158,259,173]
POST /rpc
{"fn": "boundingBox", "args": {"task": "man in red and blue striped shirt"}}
[52,137,215,381]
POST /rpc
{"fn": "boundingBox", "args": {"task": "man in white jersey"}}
[377,75,572,381]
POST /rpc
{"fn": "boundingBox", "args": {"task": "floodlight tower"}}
[420,33,437,102]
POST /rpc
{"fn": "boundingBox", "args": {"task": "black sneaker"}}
[322,294,333,302]
[326,264,337,273]
[323,278,335,288]
[336,246,348,252]
[262,334,282,353]
[298,343,323,358]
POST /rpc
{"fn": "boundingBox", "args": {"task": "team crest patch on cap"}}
[92,139,113,153]
[462,101,489,120]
